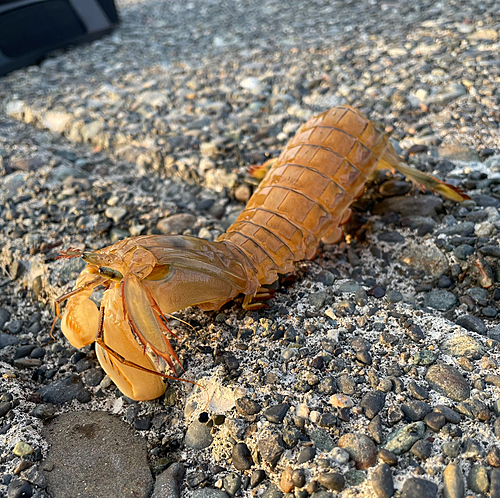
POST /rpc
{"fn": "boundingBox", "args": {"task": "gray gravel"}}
[1,0,500,497]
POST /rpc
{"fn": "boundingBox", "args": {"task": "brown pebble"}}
[280,466,294,493]
[14,460,33,475]
[318,472,345,492]
[379,449,398,466]
[457,356,474,372]
[234,184,251,203]
[488,446,500,467]
[305,480,318,494]
[443,463,464,498]
[338,433,377,470]
[291,469,306,488]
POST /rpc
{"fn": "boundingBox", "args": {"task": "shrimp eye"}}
[98,267,123,281]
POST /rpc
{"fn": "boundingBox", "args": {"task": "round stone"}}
[157,213,196,234]
[455,315,487,335]
[424,412,446,432]
[223,473,242,496]
[338,433,377,470]
[400,477,438,498]
[378,449,398,466]
[279,467,294,493]
[382,422,425,455]
[441,335,484,359]
[453,244,475,260]
[297,447,316,464]
[318,472,345,492]
[424,290,457,311]
[443,463,465,498]
[235,397,261,416]
[371,463,394,498]
[425,364,470,401]
[12,442,34,458]
[468,464,489,494]
[7,479,33,498]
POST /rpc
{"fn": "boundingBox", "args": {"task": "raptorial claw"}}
[122,274,182,373]
[95,286,167,401]
[59,268,103,348]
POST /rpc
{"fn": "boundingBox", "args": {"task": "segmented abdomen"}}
[219,106,392,285]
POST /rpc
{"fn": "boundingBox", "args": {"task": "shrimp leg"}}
[377,146,470,202]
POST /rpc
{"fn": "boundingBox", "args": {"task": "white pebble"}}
[310,410,321,423]
[475,221,495,237]
[296,403,310,420]
[330,447,350,465]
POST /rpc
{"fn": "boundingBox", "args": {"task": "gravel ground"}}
[1,0,500,497]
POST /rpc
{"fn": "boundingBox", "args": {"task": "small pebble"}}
[441,335,484,359]
[0,401,12,417]
[411,439,432,460]
[462,439,483,460]
[371,463,394,498]
[262,483,283,498]
[401,401,431,421]
[400,477,438,498]
[425,364,470,401]
[491,468,500,498]
[408,381,429,400]
[330,447,350,465]
[378,449,398,466]
[258,435,284,466]
[442,441,461,458]
[434,405,461,424]
[297,447,315,464]
[382,422,425,455]
[13,442,34,458]
[184,420,213,449]
[488,446,500,467]
[318,472,345,492]
[38,374,88,405]
[338,433,377,469]
[7,479,32,498]
[453,244,475,260]
[223,473,242,496]
[315,270,335,286]
[31,404,56,420]
[235,397,261,416]
[360,391,386,419]
[263,403,289,423]
[455,315,487,335]
[424,290,457,311]
[150,463,185,498]
[467,464,489,494]
[232,443,253,470]
[442,463,465,498]
[424,412,446,432]
[250,469,267,488]
[291,470,305,489]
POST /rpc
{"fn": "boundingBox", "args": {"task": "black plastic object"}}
[0,0,119,76]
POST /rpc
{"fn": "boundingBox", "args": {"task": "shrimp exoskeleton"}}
[54,106,469,400]
[54,237,259,400]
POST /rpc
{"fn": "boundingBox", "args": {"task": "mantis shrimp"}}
[53,106,468,400]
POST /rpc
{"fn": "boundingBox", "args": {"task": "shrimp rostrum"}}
[54,106,468,401]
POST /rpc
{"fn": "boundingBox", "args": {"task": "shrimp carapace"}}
[54,105,468,400]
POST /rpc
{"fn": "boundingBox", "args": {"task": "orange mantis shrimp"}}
[53,106,468,401]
